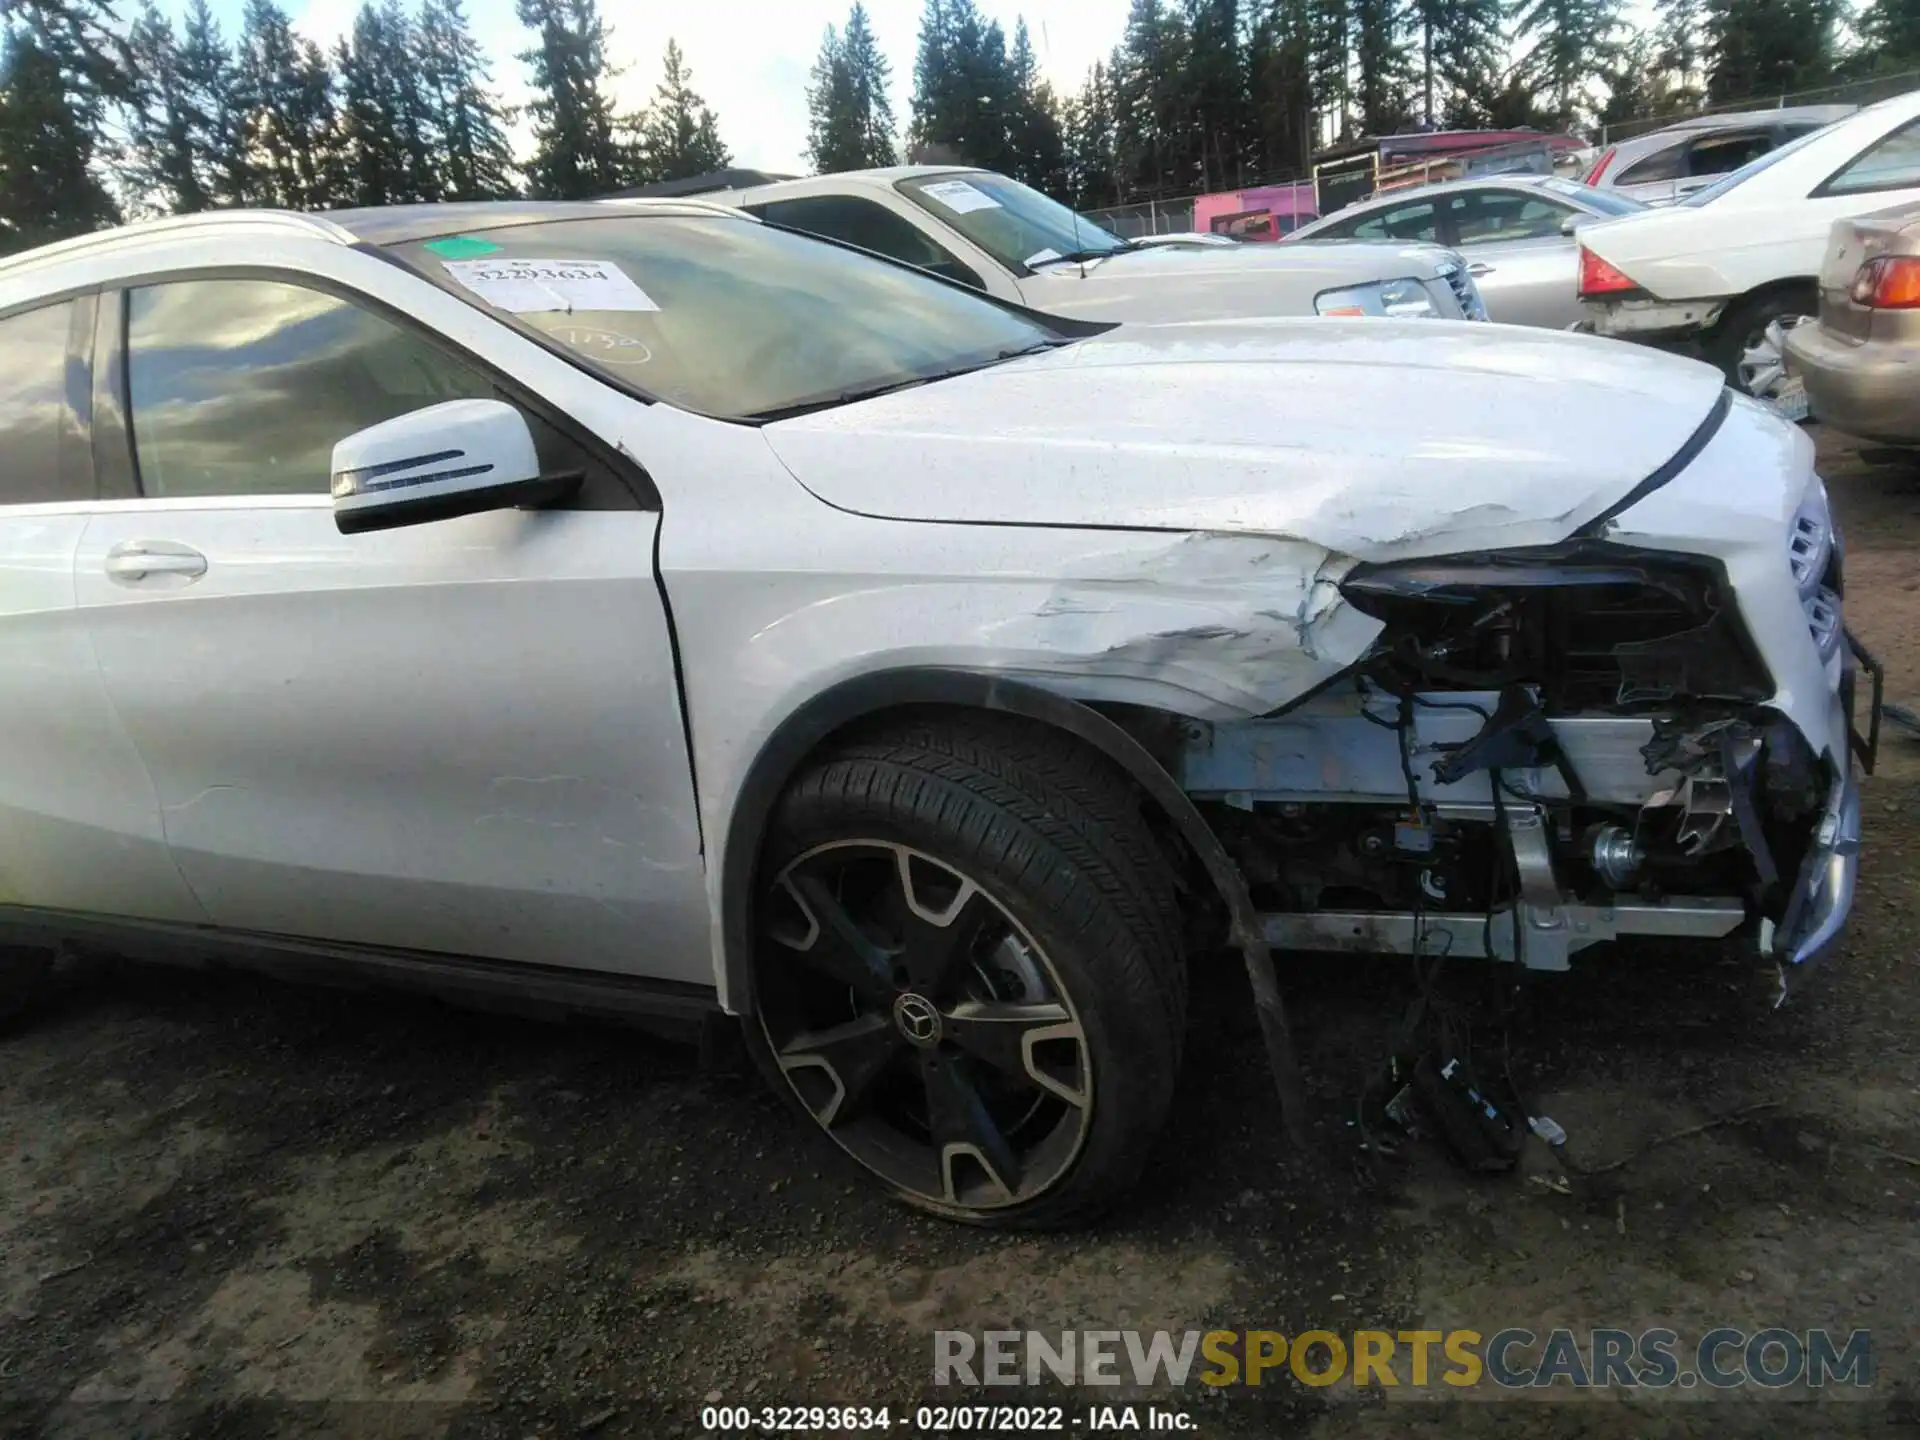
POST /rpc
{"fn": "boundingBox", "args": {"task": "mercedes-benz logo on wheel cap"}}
[892,992,942,1046]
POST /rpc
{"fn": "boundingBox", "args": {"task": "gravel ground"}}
[3,431,1918,1440]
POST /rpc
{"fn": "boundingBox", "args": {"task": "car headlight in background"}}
[1315,277,1443,318]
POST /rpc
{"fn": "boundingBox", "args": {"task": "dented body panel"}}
[764,320,1728,561]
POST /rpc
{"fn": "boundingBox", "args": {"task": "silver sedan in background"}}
[1287,175,1646,327]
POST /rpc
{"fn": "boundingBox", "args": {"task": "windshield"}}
[897,172,1129,271]
[1680,123,1838,206]
[395,215,1063,421]
[1537,176,1645,215]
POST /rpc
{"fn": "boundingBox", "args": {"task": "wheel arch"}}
[719,667,1312,1138]
[1714,274,1820,330]
[719,670,1225,1017]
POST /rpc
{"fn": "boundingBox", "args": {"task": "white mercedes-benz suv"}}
[0,200,1873,1227]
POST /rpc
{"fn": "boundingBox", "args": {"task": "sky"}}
[175,0,1134,174]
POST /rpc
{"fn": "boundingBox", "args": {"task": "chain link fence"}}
[1082,198,1199,237]
[1597,68,1920,145]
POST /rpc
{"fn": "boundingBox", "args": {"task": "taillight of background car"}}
[1585,147,1618,185]
[1577,247,1639,297]
[1848,255,1920,309]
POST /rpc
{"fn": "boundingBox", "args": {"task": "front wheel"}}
[749,713,1186,1228]
[1710,290,1814,399]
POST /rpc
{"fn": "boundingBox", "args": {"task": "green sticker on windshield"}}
[424,235,502,259]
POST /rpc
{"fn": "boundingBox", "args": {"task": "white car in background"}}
[618,166,1488,323]
[0,200,1868,1227]
[1584,106,1857,206]
[1576,90,1920,401]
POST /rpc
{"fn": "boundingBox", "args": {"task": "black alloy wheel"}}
[759,840,1090,1212]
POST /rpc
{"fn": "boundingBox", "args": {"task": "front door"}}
[1448,190,1585,329]
[72,275,710,982]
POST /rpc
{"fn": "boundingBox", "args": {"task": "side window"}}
[126,277,493,498]
[0,301,79,504]
[1452,191,1574,244]
[1617,143,1685,186]
[749,195,985,290]
[1341,200,1439,242]
[1820,119,1920,197]
[1685,130,1776,178]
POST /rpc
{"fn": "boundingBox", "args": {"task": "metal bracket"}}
[1506,804,1572,971]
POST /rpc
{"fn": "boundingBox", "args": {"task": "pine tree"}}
[287,34,348,208]
[1064,59,1120,207]
[231,0,312,206]
[176,0,241,207]
[415,0,517,199]
[0,21,120,253]
[627,39,729,184]
[1184,0,1245,192]
[1408,0,1505,125]
[1509,0,1623,124]
[1652,0,1705,103]
[6,0,130,124]
[909,0,1015,169]
[909,0,959,159]
[1861,0,1920,60]
[517,0,625,198]
[339,5,406,205]
[1353,0,1412,134]
[838,3,896,167]
[1246,0,1313,177]
[1702,0,1841,101]
[806,21,854,170]
[1309,0,1352,140]
[806,4,896,172]
[1111,0,1193,198]
[381,0,438,200]
[1006,19,1067,193]
[121,4,205,214]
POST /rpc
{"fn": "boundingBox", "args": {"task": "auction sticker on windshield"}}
[442,257,660,314]
[920,179,1001,214]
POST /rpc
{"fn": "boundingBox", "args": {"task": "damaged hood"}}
[764,320,1728,563]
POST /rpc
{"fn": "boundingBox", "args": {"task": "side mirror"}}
[1560,214,1581,236]
[330,399,576,535]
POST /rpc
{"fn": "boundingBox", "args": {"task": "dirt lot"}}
[4,432,1919,1439]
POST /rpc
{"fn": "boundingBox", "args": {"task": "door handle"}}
[1468,262,1495,276]
[104,542,207,583]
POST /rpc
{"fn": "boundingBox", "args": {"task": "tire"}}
[0,945,54,1033]
[1709,289,1815,399]
[748,711,1186,1228]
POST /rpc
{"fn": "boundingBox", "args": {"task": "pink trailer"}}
[1191,181,1319,242]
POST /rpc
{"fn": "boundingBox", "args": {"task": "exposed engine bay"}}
[1162,536,1870,990]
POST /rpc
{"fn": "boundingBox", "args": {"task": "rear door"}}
[73,271,710,981]
[0,294,204,924]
